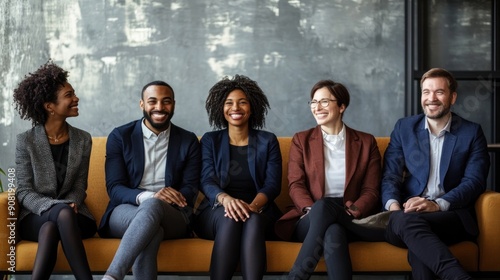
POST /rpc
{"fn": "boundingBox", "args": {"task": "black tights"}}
[195,206,269,280]
[20,204,97,280]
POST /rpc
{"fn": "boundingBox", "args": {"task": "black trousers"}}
[385,210,475,280]
[289,197,385,280]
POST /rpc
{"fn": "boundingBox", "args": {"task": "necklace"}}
[47,131,67,143]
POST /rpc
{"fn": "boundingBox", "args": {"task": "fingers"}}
[224,198,250,222]
[68,203,78,213]
[154,187,187,207]
[403,197,436,213]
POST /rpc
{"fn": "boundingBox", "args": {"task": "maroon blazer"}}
[275,125,381,241]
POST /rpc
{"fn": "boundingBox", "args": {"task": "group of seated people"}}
[13,60,490,280]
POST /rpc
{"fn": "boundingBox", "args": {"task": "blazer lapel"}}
[34,125,58,196]
[440,132,457,190]
[60,125,81,195]
[132,121,146,186]
[165,124,181,186]
[417,123,431,186]
[344,127,360,190]
[220,130,231,188]
[247,130,257,186]
[310,127,326,198]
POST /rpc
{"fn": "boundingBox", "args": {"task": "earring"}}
[50,111,54,115]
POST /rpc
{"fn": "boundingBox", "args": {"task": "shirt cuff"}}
[385,199,399,210]
[435,198,450,211]
[136,191,155,204]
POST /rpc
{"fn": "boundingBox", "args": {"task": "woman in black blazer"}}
[14,61,96,280]
[194,75,282,280]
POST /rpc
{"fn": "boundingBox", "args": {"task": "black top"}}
[225,145,256,204]
[50,140,69,193]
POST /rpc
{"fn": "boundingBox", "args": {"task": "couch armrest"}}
[0,191,18,271]
[476,191,500,271]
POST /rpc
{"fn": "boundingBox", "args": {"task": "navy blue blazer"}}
[381,113,490,233]
[197,129,282,211]
[98,120,201,233]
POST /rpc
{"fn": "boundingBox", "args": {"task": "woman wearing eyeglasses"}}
[275,80,384,280]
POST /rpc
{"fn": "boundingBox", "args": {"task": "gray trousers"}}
[106,198,190,280]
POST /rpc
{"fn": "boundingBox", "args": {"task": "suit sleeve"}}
[288,133,315,213]
[105,129,142,205]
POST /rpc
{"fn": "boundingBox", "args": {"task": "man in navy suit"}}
[99,81,201,280]
[381,68,490,280]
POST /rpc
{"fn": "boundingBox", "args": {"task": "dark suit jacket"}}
[197,129,282,212]
[98,120,201,232]
[381,113,490,235]
[275,125,381,241]
[15,124,94,222]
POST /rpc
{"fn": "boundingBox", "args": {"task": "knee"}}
[138,198,165,217]
[54,204,76,223]
[388,211,423,234]
[39,221,59,239]
[308,199,340,223]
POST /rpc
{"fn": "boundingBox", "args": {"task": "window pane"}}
[425,0,491,71]
[452,80,493,142]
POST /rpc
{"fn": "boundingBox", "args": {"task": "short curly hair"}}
[205,75,270,130]
[13,60,69,126]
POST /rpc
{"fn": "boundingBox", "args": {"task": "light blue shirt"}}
[136,119,171,204]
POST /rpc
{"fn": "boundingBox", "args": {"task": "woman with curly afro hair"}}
[13,60,97,280]
[194,75,283,280]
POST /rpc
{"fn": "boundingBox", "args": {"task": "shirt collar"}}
[425,114,452,137]
[141,118,171,139]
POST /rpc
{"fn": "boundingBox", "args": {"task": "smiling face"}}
[45,82,79,119]
[140,85,175,134]
[421,77,457,120]
[224,89,251,129]
[311,86,345,130]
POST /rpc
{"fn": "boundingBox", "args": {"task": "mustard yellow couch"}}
[1,137,500,276]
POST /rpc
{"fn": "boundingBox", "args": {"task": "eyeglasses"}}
[308,99,337,109]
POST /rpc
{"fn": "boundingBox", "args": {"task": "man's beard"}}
[423,103,451,120]
[143,109,173,131]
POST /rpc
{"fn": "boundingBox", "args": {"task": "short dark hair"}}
[141,80,175,99]
[205,74,270,129]
[13,60,69,126]
[310,79,350,110]
[420,68,457,93]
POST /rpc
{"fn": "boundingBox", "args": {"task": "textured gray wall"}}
[0,0,405,170]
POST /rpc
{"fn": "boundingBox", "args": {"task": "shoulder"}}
[200,129,224,143]
[252,129,278,141]
[16,126,42,145]
[68,125,91,140]
[170,123,198,139]
[292,126,318,140]
[112,120,140,135]
[346,126,376,141]
[450,113,483,134]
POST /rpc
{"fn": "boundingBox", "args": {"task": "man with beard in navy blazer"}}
[381,68,490,280]
[99,81,201,280]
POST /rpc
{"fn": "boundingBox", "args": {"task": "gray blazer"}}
[15,124,94,222]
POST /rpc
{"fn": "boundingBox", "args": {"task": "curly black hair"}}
[205,74,270,130]
[13,60,69,126]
